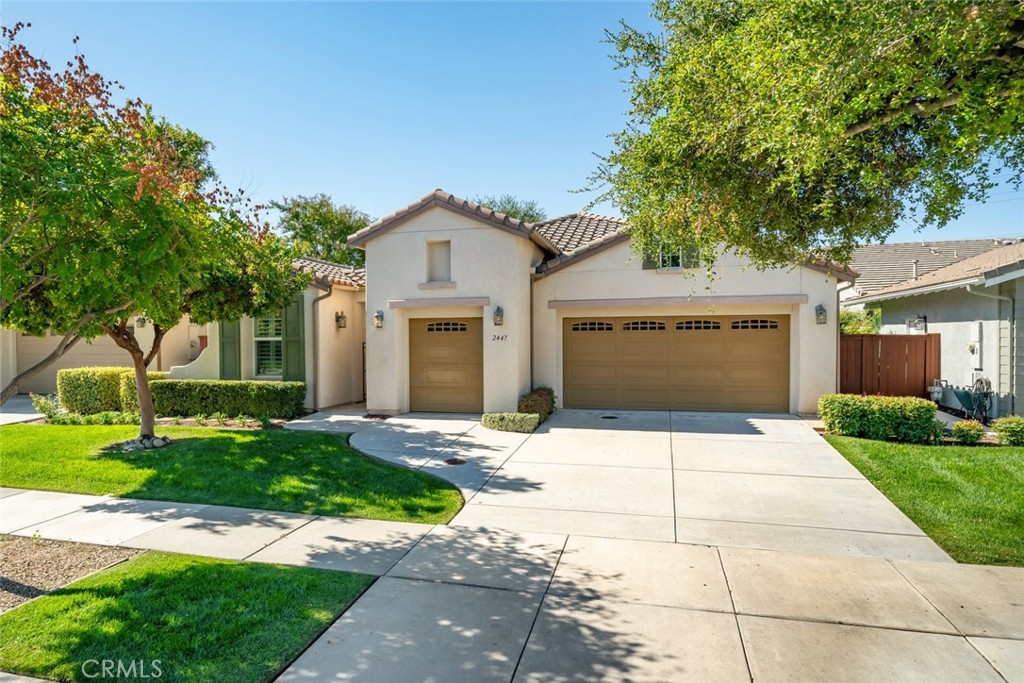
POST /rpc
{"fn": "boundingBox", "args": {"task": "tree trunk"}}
[0,332,81,406]
[130,349,157,438]
[104,320,156,439]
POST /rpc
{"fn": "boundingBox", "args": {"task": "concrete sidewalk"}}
[0,395,41,426]
[3,487,1022,683]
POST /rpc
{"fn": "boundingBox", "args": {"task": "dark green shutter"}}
[642,253,658,269]
[219,320,241,380]
[282,295,305,382]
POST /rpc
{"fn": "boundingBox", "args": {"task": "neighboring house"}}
[168,257,366,411]
[0,318,204,395]
[846,241,1024,418]
[346,190,856,415]
[843,238,1013,307]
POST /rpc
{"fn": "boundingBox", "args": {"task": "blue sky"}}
[7,1,1022,243]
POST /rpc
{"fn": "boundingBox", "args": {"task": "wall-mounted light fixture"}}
[335,311,347,329]
[135,316,147,328]
[373,310,384,329]
[493,305,504,327]
[815,304,827,325]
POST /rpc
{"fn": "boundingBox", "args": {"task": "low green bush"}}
[29,393,60,420]
[992,415,1024,446]
[57,367,129,414]
[518,385,557,424]
[818,394,937,444]
[49,410,140,426]
[481,412,540,433]
[952,419,986,445]
[150,380,306,419]
[118,371,168,412]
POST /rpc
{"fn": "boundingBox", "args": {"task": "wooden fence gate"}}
[840,334,941,398]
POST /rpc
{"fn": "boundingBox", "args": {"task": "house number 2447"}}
[492,334,508,341]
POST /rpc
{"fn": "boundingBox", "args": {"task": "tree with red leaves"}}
[0,24,308,437]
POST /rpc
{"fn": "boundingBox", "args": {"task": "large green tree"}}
[598,1,1024,269]
[0,25,307,436]
[471,194,548,223]
[272,194,369,267]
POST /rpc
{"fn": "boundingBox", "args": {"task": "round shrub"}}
[951,420,985,445]
[817,393,937,444]
[992,415,1024,447]
[57,367,130,414]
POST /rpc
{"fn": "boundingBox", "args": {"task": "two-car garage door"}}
[563,315,790,412]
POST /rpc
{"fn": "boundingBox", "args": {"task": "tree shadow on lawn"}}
[0,551,373,683]
[98,428,542,523]
[99,430,464,522]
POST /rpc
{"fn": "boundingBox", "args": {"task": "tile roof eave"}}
[347,190,534,248]
[845,276,987,304]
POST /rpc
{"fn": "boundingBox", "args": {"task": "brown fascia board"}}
[347,190,538,248]
[801,260,860,282]
[534,231,632,277]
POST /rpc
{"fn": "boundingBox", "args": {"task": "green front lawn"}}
[0,551,371,682]
[0,425,462,524]
[826,436,1024,566]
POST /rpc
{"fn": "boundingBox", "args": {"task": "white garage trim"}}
[388,296,491,309]
[547,294,809,309]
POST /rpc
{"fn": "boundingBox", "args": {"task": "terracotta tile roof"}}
[347,189,561,252]
[532,212,628,254]
[293,257,365,288]
[849,238,1013,294]
[849,240,1024,302]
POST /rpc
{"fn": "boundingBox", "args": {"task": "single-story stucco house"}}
[342,190,855,415]
[847,240,1024,418]
[4,191,858,416]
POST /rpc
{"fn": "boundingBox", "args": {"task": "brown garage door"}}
[563,315,790,412]
[410,318,484,412]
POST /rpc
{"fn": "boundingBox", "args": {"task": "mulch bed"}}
[0,535,140,613]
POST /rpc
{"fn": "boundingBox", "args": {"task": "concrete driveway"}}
[342,408,950,562]
[271,409,1023,682]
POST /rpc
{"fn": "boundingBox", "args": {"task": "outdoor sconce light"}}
[815,304,827,325]
[135,316,147,328]
[335,311,347,329]
[493,305,504,326]
[373,310,384,329]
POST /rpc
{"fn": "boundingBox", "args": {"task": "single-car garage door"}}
[563,315,790,412]
[410,318,484,412]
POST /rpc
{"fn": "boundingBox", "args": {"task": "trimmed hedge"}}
[118,371,168,412]
[951,419,986,445]
[57,367,130,414]
[150,380,306,419]
[518,385,557,424]
[481,412,540,433]
[818,394,938,444]
[992,415,1024,446]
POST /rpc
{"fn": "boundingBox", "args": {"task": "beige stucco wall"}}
[315,287,366,408]
[362,205,542,414]
[531,243,843,414]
